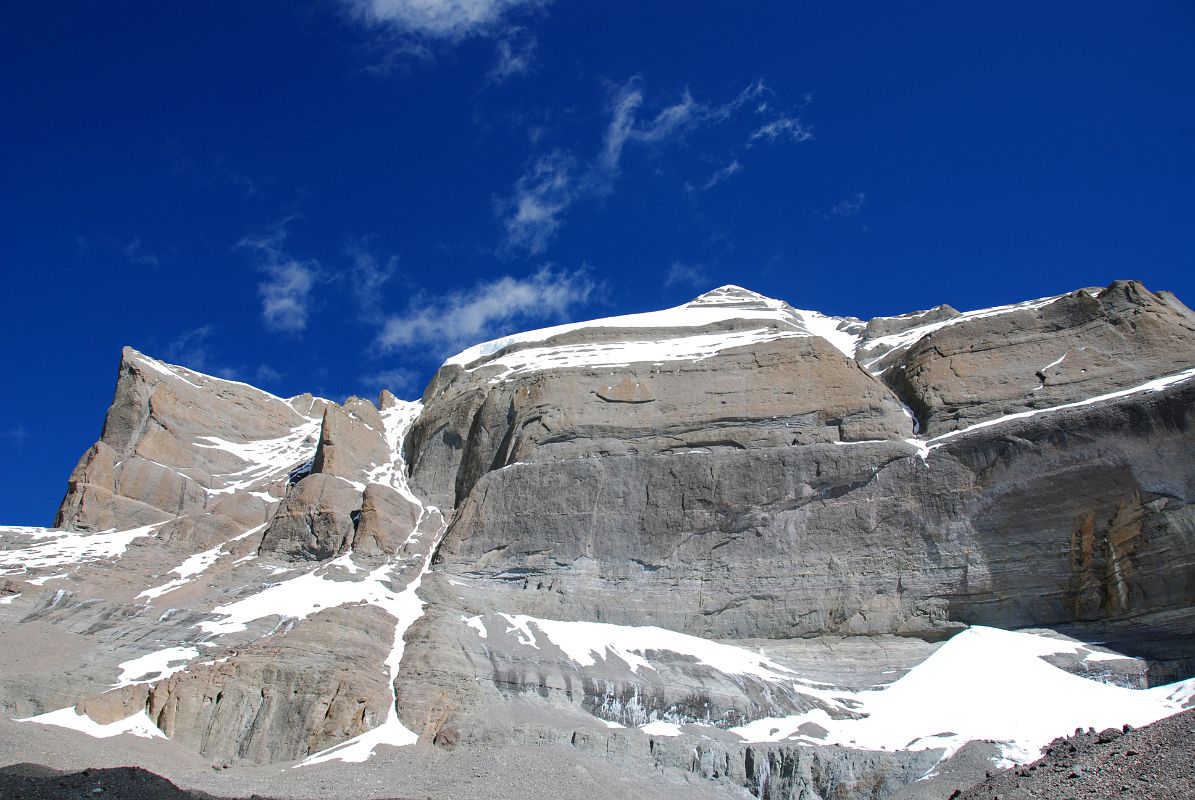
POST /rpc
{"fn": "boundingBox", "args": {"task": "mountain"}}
[2,280,1195,800]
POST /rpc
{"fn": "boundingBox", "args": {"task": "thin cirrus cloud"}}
[488,29,537,83]
[830,191,866,218]
[699,159,742,192]
[665,261,710,291]
[496,150,577,255]
[375,266,597,356]
[346,0,549,39]
[239,225,318,335]
[497,78,813,254]
[749,115,815,144]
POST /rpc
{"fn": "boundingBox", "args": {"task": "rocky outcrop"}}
[76,606,396,763]
[881,281,1195,435]
[55,347,327,532]
[256,474,362,561]
[408,290,912,510]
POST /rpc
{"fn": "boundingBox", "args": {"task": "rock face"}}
[3,281,1195,800]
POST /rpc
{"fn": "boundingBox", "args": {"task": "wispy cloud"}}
[346,0,549,40]
[211,363,285,386]
[377,266,596,355]
[749,115,815,144]
[239,224,319,334]
[165,325,214,370]
[360,366,422,396]
[698,159,742,191]
[665,261,709,291]
[2,425,28,445]
[496,150,577,255]
[488,29,537,83]
[829,191,866,218]
[123,238,160,266]
[497,78,808,254]
[347,242,398,324]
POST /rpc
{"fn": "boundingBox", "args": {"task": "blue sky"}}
[2,1,1193,524]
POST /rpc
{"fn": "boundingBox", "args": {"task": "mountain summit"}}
[3,280,1195,800]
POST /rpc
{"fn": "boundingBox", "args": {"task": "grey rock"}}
[258,473,362,561]
[885,281,1195,435]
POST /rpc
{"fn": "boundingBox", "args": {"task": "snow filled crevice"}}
[298,519,449,765]
[196,420,322,496]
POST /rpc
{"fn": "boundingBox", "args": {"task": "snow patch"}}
[497,614,793,681]
[0,524,163,574]
[19,708,166,740]
[114,646,200,687]
[729,626,1195,767]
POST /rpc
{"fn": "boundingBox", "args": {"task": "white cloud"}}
[600,85,692,174]
[488,30,536,83]
[260,261,315,333]
[253,364,285,384]
[750,116,815,144]
[240,226,319,334]
[497,150,576,255]
[347,0,548,39]
[165,326,214,370]
[665,262,709,291]
[2,424,28,445]
[498,78,810,254]
[360,367,422,395]
[123,238,159,266]
[377,266,596,354]
[830,192,866,218]
[699,159,742,191]
[347,243,398,323]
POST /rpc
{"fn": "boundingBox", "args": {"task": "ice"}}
[114,645,200,687]
[492,615,1189,765]
[19,708,166,740]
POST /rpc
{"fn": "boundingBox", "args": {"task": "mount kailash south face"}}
[2,281,1195,800]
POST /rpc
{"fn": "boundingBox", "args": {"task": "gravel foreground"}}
[955,707,1195,800]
